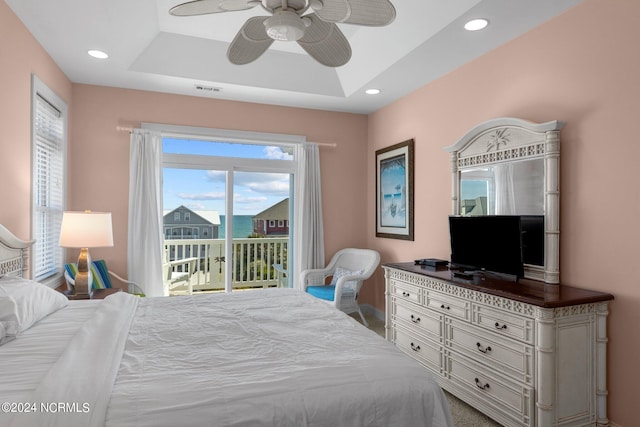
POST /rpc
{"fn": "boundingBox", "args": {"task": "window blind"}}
[32,92,65,281]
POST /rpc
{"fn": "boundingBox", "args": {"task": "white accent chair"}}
[163,257,199,296]
[301,248,380,326]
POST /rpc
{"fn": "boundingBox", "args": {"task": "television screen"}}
[520,215,544,266]
[449,215,524,278]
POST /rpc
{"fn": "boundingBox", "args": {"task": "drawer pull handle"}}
[402,291,411,298]
[440,304,450,310]
[475,378,490,390]
[476,342,492,354]
[410,314,421,324]
[494,322,507,330]
[410,342,421,352]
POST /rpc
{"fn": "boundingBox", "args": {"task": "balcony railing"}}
[163,237,288,293]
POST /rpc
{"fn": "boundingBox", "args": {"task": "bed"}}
[0,224,452,427]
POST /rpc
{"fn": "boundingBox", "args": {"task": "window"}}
[278,220,284,227]
[269,220,275,227]
[185,212,190,221]
[155,123,298,292]
[174,212,180,221]
[31,76,67,284]
[460,168,492,215]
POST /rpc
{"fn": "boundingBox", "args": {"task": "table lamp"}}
[59,210,113,299]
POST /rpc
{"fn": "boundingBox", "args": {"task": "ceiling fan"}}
[169,0,396,67]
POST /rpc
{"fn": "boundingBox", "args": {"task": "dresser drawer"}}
[446,318,534,385]
[448,355,534,427]
[394,326,443,372]
[393,298,442,341]
[390,279,422,304]
[425,290,471,321]
[472,304,535,344]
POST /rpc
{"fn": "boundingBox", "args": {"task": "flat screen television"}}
[449,215,524,278]
[520,215,544,266]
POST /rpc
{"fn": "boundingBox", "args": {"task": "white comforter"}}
[9,289,452,427]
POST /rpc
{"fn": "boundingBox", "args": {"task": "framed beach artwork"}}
[376,139,414,240]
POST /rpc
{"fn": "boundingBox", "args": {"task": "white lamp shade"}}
[59,211,114,248]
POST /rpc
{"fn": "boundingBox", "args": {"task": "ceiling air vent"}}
[195,84,222,93]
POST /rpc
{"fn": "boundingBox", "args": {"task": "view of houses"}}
[252,198,289,236]
[163,206,221,240]
[162,199,289,293]
[163,198,290,240]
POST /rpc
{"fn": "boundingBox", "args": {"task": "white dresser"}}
[384,263,613,427]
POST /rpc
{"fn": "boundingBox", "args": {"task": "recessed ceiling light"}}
[88,50,109,59]
[464,18,489,31]
[365,89,381,95]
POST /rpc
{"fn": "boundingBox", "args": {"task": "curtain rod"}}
[116,126,336,147]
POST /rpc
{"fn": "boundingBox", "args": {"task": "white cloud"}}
[234,195,268,204]
[237,172,289,195]
[264,146,293,160]
[177,191,225,200]
[244,181,290,195]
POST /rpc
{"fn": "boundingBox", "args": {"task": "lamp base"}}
[72,247,94,299]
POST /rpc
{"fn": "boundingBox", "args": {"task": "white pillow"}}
[330,267,363,292]
[0,275,69,337]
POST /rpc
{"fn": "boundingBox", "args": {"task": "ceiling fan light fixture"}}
[264,11,305,41]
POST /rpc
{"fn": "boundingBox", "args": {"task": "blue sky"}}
[461,180,488,200]
[163,138,292,215]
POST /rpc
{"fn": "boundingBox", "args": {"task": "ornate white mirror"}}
[444,118,563,284]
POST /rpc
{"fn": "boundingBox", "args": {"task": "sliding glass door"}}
[162,137,294,294]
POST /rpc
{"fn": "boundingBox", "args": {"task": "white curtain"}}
[128,129,164,297]
[292,143,325,290]
[494,163,516,215]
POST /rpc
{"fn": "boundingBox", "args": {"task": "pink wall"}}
[365,0,640,424]
[0,2,72,240]
[69,85,368,277]
[3,0,638,423]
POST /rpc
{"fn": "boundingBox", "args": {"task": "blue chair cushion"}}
[306,285,336,301]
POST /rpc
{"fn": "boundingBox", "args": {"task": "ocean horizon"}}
[219,215,254,239]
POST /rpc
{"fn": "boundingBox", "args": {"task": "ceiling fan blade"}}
[312,0,396,26]
[227,16,275,65]
[297,14,351,67]
[170,0,258,16]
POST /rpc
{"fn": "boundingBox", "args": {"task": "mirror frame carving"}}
[444,118,564,284]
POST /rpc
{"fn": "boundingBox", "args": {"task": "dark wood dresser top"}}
[383,262,614,308]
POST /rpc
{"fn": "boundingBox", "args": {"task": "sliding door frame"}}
[148,123,301,292]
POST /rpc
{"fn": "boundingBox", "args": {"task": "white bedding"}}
[0,301,101,402]
[2,289,452,427]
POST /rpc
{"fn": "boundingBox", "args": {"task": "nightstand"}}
[60,288,122,300]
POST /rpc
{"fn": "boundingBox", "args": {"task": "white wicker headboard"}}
[0,224,34,279]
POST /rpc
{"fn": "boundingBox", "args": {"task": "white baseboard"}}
[360,304,385,321]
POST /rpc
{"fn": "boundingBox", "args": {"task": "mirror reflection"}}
[460,158,544,216]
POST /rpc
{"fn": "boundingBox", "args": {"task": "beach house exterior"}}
[252,199,289,236]
[163,206,220,240]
